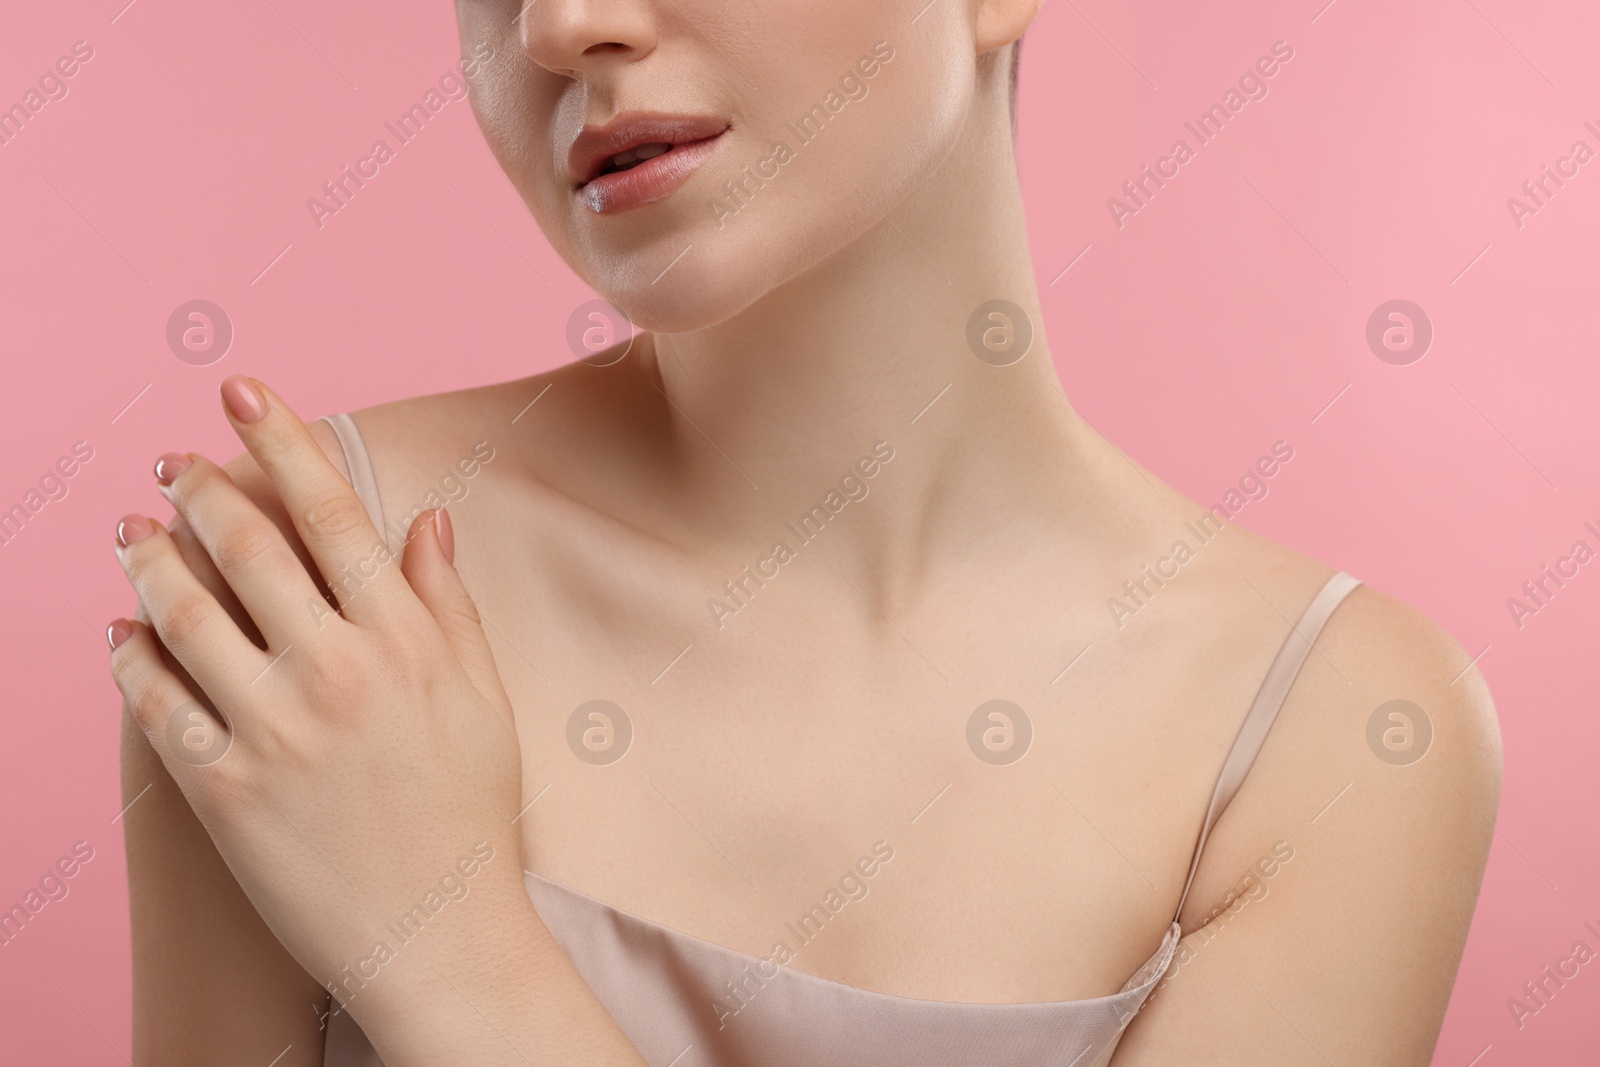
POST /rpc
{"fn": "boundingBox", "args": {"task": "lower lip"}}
[578,133,726,215]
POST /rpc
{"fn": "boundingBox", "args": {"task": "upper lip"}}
[567,112,730,188]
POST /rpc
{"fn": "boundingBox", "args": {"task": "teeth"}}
[605,142,673,172]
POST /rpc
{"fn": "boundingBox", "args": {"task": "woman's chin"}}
[600,269,766,336]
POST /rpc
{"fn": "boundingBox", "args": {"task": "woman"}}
[109,1,1501,1064]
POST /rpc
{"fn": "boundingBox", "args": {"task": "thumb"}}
[401,507,513,723]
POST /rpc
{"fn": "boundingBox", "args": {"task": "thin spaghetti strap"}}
[319,413,387,537]
[1171,570,1363,924]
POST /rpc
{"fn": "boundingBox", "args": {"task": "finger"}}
[156,422,365,651]
[217,376,415,627]
[109,617,238,784]
[163,509,262,646]
[116,513,268,711]
[155,452,334,648]
[400,507,514,724]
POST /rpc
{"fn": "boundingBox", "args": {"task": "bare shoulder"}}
[1117,532,1503,1062]
[1182,530,1504,914]
[1273,579,1505,913]
[336,355,640,486]
[1179,517,1502,818]
[330,376,538,487]
[1319,580,1502,779]
[325,357,674,569]
[1274,576,1504,839]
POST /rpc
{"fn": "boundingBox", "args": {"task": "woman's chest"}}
[460,550,1247,1003]
[353,413,1307,1008]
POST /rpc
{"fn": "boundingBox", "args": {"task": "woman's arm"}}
[1113,590,1503,1064]
[122,421,354,1066]
[325,895,647,1066]
[113,383,647,1065]
[123,714,330,1064]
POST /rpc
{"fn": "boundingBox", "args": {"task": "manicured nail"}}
[221,375,267,424]
[154,452,193,486]
[116,514,154,547]
[107,618,135,650]
[435,507,455,565]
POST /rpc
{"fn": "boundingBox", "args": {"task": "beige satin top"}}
[317,412,1362,1067]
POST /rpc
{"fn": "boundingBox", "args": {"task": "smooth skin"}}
[117,0,1501,1063]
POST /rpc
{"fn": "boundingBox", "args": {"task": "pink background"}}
[2,0,1596,1061]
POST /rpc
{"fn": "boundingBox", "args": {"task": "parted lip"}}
[566,112,731,188]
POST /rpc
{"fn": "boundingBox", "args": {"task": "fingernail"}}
[107,618,135,650]
[435,507,455,565]
[116,514,154,547]
[221,375,268,424]
[154,452,193,486]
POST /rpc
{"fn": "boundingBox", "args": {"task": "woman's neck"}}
[640,101,1122,598]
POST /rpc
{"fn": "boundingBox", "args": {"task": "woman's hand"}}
[106,376,531,1021]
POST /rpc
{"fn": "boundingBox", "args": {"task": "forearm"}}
[123,712,328,1066]
[348,893,646,1067]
